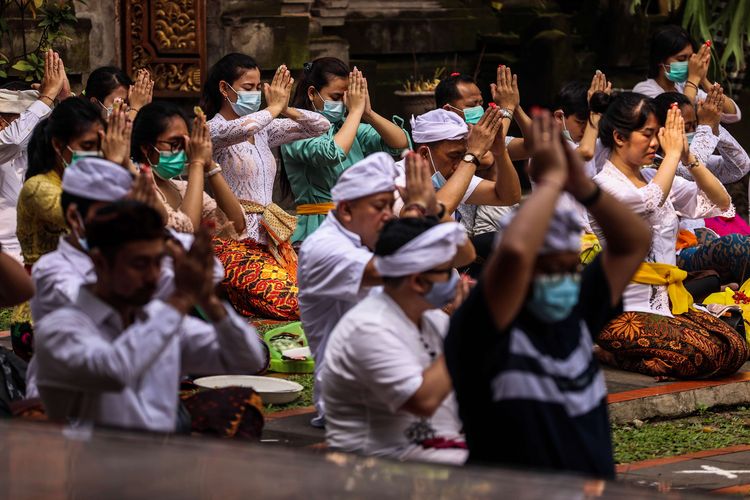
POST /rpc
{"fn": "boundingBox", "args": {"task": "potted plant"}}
[394,66,445,117]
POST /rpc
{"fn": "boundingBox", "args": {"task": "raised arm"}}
[334,69,367,155]
[492,65,531,160]
[360,69,409,150]
[649,106,685,203]
[578,71,612,161]
[483,110,569,331]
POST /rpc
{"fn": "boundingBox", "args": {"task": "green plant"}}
[0,0,83,82]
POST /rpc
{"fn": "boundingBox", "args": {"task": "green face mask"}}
[664,60,689,83]
[65,146,101,168]
[462,105,485,125]
[151,149,187,179]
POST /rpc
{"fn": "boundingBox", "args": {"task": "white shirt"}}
[678,124,750,232]
[0,100,51,261]
[322,291,465,464]
[591,160,731,317]
[298,212,375,413]
[632,78,742,123]
[33,287,268,432]
[30,232,225,323]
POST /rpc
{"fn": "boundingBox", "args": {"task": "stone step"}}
[605,364,750,425]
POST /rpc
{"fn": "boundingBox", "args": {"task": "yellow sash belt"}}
[631,262,693,315]
[296,202,335,215]
[240,200,298,280]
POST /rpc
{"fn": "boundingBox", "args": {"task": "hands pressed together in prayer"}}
[168,222,226,321]
[100,100,133,170]
[697,83,725,135]
[264,64,294,118]
[399,151,441,218]
[128,69,154,114]
[38,49,72,105]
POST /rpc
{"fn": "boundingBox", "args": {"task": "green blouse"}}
[281,122,406,243]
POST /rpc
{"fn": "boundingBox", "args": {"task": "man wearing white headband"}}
[0,50,71,262]
[395,108,521,227]
[321,216,469,464]
[299,151,474,427]
[444,110,651,478]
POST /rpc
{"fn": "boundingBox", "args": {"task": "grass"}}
[263,373,314,414]
[612,406,750,464]
[0,307,11,331]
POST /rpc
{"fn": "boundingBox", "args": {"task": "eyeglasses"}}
[154,140,185,153]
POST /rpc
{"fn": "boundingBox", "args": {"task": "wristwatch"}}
[462,153,481,167]
[500,108,514,120]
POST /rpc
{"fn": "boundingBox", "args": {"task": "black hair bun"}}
[303,62,313,73]
[589,91,612,114]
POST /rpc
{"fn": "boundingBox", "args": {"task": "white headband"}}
[374,222,467,277]
[331,152,399,203]
[410,108,468,144]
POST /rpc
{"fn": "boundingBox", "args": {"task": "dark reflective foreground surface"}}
[0,420,710,499]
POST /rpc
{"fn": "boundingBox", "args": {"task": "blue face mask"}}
[462,105,485,125]
[424,269,460,308]
[226,83,262,116]
[425,148,447,189]
[686,131,696,145]
[315,90,345,123]
[151,148,188,180]
[664,60,689,83]
[527,273,581,323]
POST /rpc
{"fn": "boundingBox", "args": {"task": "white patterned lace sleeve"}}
[266,109,331,149]
[704,125,750,184]
[688,125,718,166]
[208,111,274,149]
[670,175,734,219]
[595,165,664,217]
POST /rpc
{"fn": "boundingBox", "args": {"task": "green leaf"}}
[11,60,35,71]
[0,70,7,78]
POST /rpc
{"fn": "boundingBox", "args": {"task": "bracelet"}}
[578,183,602,207]
[39,94,54,104]
[129,107,140,113]
[500,108,513,120]
[685,81,699,91]
[206,164,223,177]
[686,159,701,170]
[403,202,427,217]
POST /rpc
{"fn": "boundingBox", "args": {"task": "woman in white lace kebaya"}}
[199,53,331,320]
[589,92,748,379]
[651,91,750,285]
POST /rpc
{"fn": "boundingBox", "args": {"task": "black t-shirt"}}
[444,255,622,479]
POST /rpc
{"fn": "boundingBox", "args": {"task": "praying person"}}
[0,49,70,263]
[633,25,740,123]
[444,109,651,478]
[33,201,268,433]
[84,66,153,120]
[322,218,471,464]
[590,92,748,378]
[298,151,472,427]
[435,65,532,161]
[281,59,410,243]
[12,97,130,361]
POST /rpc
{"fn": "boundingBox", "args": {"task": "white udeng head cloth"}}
[374,222,467,277]
[0,89,40,114]
[410,108,469,144]
[62,157,134,202]
[331,152,400,203]
[497,195,583,255]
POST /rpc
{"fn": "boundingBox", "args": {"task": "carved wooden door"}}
[123,0,207,97]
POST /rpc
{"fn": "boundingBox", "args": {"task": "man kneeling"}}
[322,217,469,464]
[34,201,268,432]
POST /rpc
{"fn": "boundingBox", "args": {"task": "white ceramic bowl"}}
[193,375,303,405]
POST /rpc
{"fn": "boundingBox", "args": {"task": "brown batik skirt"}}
[597,309,749,379]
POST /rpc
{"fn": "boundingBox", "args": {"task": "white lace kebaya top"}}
[679,125,750,184]
[591,160,733,317]
[208,109,330,243]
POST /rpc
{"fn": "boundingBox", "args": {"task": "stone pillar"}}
[74,0,120,79]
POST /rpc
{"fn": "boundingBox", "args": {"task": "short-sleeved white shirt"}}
[321,291,465,463]
[632,78,741,123]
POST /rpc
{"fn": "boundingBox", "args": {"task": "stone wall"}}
[73,0,120,88]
